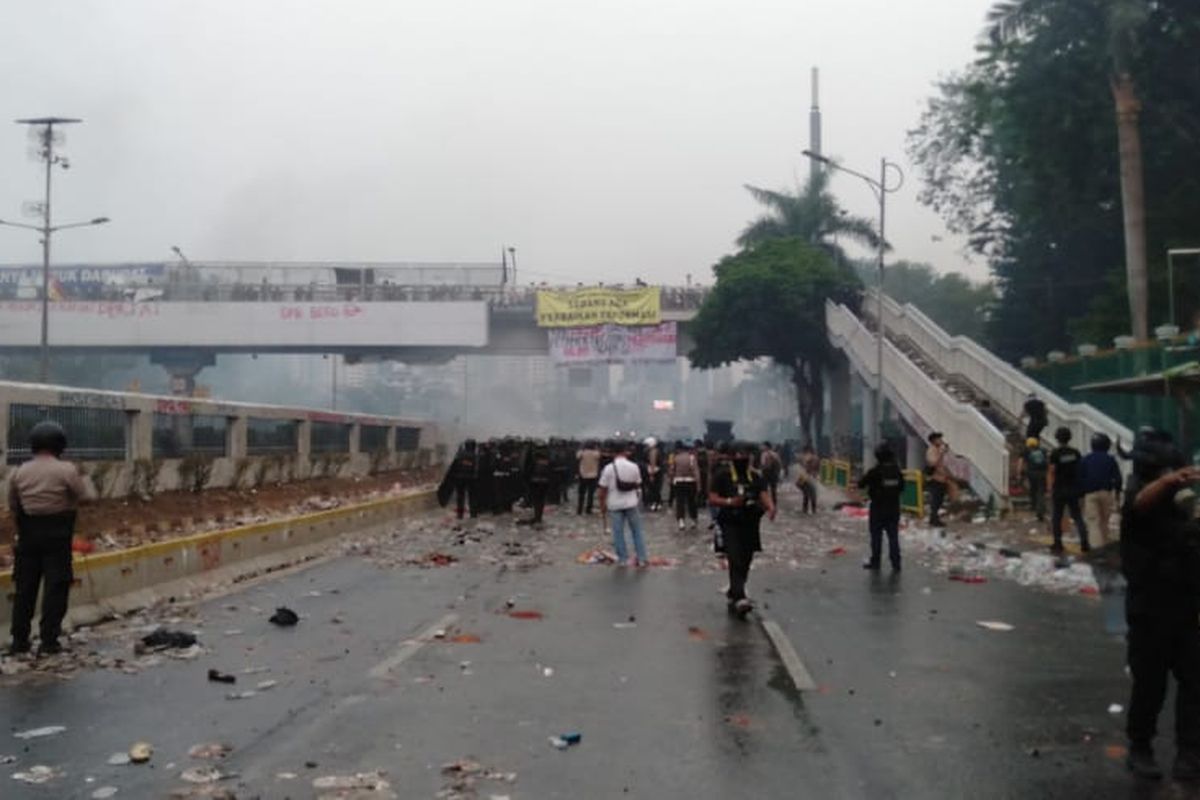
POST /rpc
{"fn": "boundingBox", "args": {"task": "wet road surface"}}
[0,502,1192,799]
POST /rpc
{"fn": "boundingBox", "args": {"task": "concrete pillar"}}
[349,423,362,455]
[860,379,876,467]
[228,415,248,460]
[906,433,925,472]
[827,357,851,452]
[298,420,312,459]
[130,410,154,462]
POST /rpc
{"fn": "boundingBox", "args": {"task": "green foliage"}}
[856,260,997,341]
[689,239,862,439]
[738,169,882,264]
[909,0,1200,359]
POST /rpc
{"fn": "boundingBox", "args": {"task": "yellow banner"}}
[536,287,661,328]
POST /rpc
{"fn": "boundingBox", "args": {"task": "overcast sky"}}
[0,0,996,286]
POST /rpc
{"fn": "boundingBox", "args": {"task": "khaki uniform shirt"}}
[8,456,87,516]
[577,449,601,480]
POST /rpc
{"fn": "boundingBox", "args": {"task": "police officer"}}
[1120,430,1200,780]
[709,441,775,616]
[1049,426,1090,553]
[7,421,88,657]
[450,440,479,520]
[857,443,906,571]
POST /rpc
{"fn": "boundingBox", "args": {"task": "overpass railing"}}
[864,290,1133,451]
[827,301,1010,500]
[0,381,440,504]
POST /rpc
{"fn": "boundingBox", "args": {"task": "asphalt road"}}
[0,507,1188,800]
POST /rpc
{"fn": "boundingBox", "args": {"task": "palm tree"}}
[738,168,882,262]
[987,0,1150,340]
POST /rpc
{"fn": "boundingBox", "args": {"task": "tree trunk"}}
[791,362,814,445]
[1112,72,1149,341]
[810,368,825,448]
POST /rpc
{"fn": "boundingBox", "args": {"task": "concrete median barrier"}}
[0,489,437,629]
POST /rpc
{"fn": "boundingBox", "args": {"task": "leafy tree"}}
[738,169,882,264]
[688,239,862,443]
[909,0,1200,359]
[987,0,1151,339]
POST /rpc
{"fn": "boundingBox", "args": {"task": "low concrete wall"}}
[0,489,436,629]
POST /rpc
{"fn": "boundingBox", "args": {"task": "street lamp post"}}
[801,149,903,460]
[0,117,109,382]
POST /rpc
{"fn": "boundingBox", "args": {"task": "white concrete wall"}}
[0,300,488,347]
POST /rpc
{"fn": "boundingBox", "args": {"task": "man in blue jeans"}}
[598,440,648,567]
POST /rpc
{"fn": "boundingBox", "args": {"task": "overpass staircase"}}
[849,291,1133,506]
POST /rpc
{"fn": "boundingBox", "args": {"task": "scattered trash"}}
[241,666,270,675]
[207,669,236,684]
[949,575,987,584]
[998,547,1022,559]
[140,629,198,651]
[92,787,119,799]
[0,755,15,765]
[1104,743,1129,760]
[256,680,278,691]
[269,607,299,627]
[107,752,132,766]
[187,743,232,760]
[920,587,932,595]
[542,667,554,677]
[576,548,618,565]
[129,742,154,764]
[13,725,66,740]
[724,713,753,729]
[276,772,298,780]
[12,765,59,784]
[548,734,582,750]
[612,622,637,629]
[1108,703,1124,715]
[507,610,544,620]
[180,766,224,784]
[449,634,482,644]
[226,691,257,700]
[687,626,709,641]
[312,771,393,796]
[828,546,847,556]
[414,551,458,567]
[976,621,1015,632]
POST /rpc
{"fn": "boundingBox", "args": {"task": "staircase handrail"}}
[827,301,1010,499]
[866,290,1134,450]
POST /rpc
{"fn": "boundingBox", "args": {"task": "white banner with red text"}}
[548,322,677,365]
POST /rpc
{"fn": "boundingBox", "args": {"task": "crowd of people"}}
[437,436,824,616]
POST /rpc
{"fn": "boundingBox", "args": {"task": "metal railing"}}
[246,418,298,456]
[152,413,228,459]
[864,291,1134,452]
[827,301,1011,499]
[310,421,351,454]
[7,403,128,464]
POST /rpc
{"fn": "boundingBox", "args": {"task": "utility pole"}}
[0,118,108,383]
[809,68,822,184]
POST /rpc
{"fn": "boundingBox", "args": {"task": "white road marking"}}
[368,612,460,679]
[759,617,817,691]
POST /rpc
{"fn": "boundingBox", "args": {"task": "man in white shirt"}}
[598,440,648,567]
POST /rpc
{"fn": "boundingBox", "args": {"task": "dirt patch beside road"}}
[0,467,441,568]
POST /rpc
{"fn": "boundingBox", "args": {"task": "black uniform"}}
[711,463,767,607]
[1121,474,1200,758]
[526,449,552,524]
[1050,445,1090,551]
[450,446,479,520]
[1024,397,1048,440]
[858,462,906,570]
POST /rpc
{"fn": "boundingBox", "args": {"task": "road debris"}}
[129,742,154,764]
[507,610,543,620]
[226,690,257,700]
[312,770,395,798]
[92,787,119,799]
[13,725,66,740]
[269,607,299,627]
[140,629,198,651]
[1108,703,1124,715]
[206,669,236,684]
[107,752,132,766]
[439,759,517,797]
[180,765,225,783]
[976,621,1015,632]
[12,765,59,784]
[187,743,232,760]
[687,626,710,641]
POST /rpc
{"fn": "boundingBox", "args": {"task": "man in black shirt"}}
[1120,430,1200,780]
[1023,393,1049,441]
[709,441,776,616]
[1049,426,1090,553]
[857,444,906,571]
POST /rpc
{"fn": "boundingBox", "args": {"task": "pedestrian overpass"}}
[825,292,1132,504]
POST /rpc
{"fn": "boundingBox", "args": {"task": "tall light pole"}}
[507,246,517,286]
[801,150,903,460]
[0,117,108,382]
